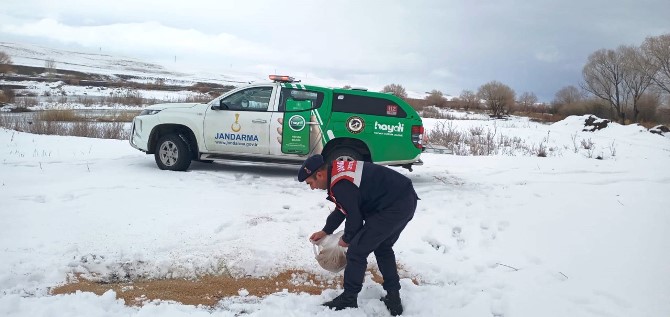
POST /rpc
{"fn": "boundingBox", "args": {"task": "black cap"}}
[298,154,325,182]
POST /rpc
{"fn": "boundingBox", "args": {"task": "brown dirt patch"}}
[50,268,417,307]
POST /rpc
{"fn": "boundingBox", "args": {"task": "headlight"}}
[139,109,161,116]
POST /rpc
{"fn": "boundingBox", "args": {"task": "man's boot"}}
[381,290,403,316]
[323,291,358,311]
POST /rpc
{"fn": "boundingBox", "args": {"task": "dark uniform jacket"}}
[321,160,418,243]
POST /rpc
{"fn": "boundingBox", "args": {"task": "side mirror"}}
[213,100,229,110]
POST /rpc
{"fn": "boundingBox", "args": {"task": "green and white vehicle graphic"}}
[129,75,424,171]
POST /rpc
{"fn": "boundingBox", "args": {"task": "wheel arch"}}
[322,138,371,162]
[148,124,199,159]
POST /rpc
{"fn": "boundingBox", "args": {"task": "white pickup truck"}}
[129,76,424,171]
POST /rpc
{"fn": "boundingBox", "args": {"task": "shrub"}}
[525,112,566,123]
[171,94,212,103]
[536,143,547,157]
[0,117,130,139]
[107,89,144,106]
[76,96,96,107]
[0,51,12,74]
[35,109,139,123]
[405,97,426,112]
[558,100,613,120]
[477,81,516,117]
[381,83,408,99]
[36,110,84,122]
[657,108,670,125]
[422,106,445,119]
[427,122,561,157]
[425,90,447,108]
[14,97,39,109]
[191,83,211,94]
[458,90,480,111]
[97,111,140,123]
[1,88,15,103]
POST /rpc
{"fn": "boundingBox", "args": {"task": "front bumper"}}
[129,118,149,152]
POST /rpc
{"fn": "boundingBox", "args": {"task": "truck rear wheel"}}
[155,134,192,171]
[326,147,363,163]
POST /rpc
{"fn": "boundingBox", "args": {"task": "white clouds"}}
[0,15,425,76]
[1,18,270,60]
[1,0,669,101]
[534,47,561,63]
[430,67,455,79]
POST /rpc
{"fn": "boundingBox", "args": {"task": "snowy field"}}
[0,41,434,99]
[0,78,212,111]
[0,42,263,86]
[1,113,669,317]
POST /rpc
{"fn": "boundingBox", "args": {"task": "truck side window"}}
[332,94,407,117]
[221,87,272,111]
[278,88,324,112]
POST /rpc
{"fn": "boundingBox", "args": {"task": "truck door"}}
[270,87,326,156]
[281,99,311,155]
[203,86,275,155]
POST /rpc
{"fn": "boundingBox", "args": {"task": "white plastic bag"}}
[311,231,347,273]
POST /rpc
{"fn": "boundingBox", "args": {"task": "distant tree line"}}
[379,33,670,125]
[580,34,670,123]
[2,32,669,125]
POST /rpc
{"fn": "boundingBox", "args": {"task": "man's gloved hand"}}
[310,230,328,242]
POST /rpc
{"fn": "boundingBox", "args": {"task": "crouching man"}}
[298,154,418,316]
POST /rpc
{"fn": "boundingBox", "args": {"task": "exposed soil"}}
[50,268,414,307]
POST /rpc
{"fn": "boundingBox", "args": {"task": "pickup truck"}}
[129,75,424,171]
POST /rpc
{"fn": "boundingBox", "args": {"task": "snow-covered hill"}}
[0,41,264,86]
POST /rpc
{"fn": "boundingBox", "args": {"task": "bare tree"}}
[45,58,56,76]
[459,89,479,111]
[621,45,656,122]
[477,81,515,118]
[425,89,447,107]
[581,48,628,123]
[381,83,408,99]
[553,85,585,106]
[0,51,12,75]
[641,33,670,95]
[517,92,538,112]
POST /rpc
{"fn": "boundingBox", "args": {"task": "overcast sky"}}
[1,0,668,101]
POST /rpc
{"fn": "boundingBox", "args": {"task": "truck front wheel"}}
[155,134,192,171]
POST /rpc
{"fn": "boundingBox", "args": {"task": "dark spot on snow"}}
[583,116,609,132]
[649,125,669,136]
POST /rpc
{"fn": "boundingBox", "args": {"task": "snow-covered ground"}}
[1,113,669,316]
[0,41,237,111]
[423,115,631,159]
[0,78,212,111]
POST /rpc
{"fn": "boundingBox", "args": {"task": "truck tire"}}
[155,134,192,171]
[326,147,363,163]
